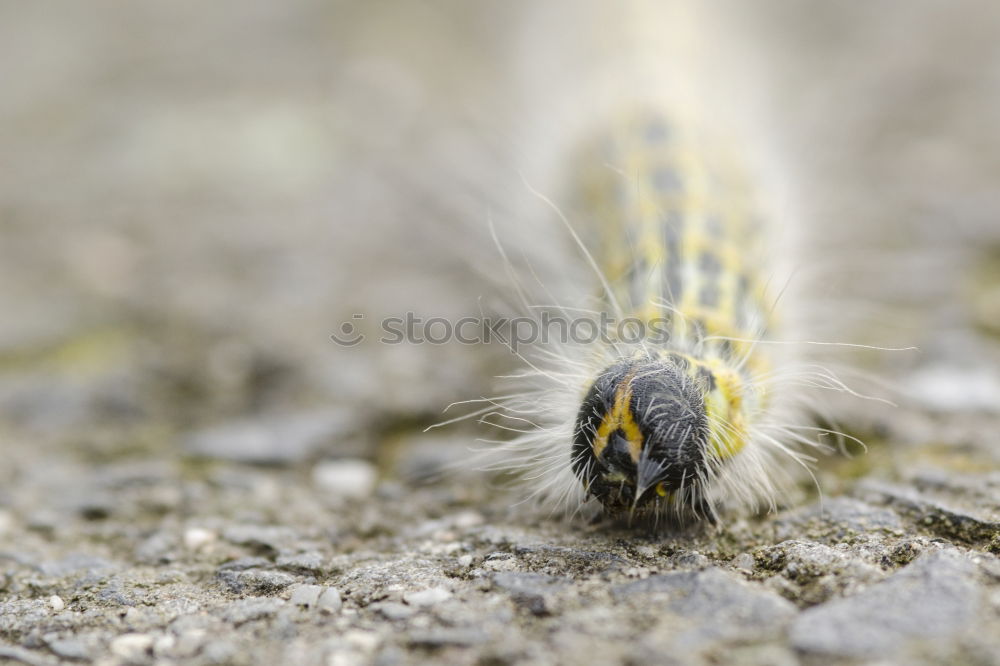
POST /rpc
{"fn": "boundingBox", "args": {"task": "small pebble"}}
[110,633,155,661]
[201,640,238,663]
[732,553,755,572]
[450,511,484,528]
[153,634,177,657]
[48,595,65,612]
[404,587,452,607]
[483,557,518,573]
[673,551,710,568]
[457,554,474,568]
[377,601,416,620]
[217,569,296,595]
[276,551,325,573]
[312,459,377,498]
[173,629,209,658]
[221,598,284,624]
[183,527,216,551]
[290,584,324,608]
[344,630,380,652]
[318,587,343,613]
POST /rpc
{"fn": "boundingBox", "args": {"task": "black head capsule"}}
[572,357,710,512]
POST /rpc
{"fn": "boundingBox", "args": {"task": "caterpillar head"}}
[571,355,712,513]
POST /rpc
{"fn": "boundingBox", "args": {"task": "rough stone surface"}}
[790,550,987,658]
[183,410,358,465]
[1,391,997,666]
[615,568,798,649]
[2,2,1000,666]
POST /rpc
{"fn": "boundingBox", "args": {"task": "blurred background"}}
[1,0,998,508]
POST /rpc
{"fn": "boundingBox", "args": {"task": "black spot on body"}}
[699,250,722,274]
[699,285,720,308]
[661,214,683,302]
[733,274,751,330]
[645,119,670,143]
[652,167,683,194]
[706,214,725,238]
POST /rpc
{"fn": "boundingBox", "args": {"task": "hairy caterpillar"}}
[454,110,809,525]
[430,1,876,525]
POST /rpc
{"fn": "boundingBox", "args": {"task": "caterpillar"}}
[434,1,866,525]
[461,110,808,525]
[570,111,781,518]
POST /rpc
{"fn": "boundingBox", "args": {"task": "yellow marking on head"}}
[591,375,645,464]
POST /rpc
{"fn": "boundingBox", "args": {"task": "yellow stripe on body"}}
[582,113,769,351]
[591,371,644,464]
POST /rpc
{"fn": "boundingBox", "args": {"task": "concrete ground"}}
[1,2,998,664]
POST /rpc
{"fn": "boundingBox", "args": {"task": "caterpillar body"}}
[470,109,805,525]
[445,2,838,525]
[569,111,784,521]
